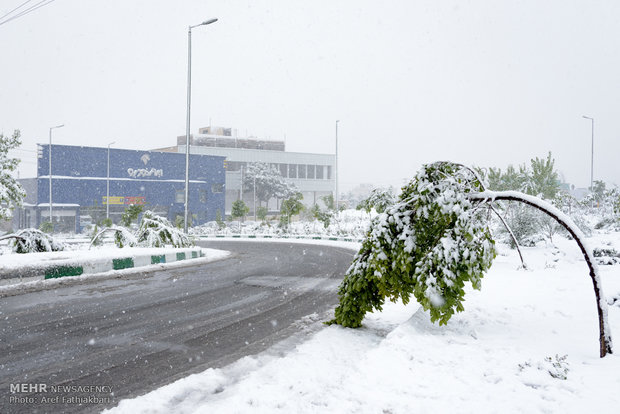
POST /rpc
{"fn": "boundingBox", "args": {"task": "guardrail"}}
[197,234,363,243]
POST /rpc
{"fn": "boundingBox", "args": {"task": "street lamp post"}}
[106,141,115,220]
[335,120,339,211]
[253,175,257,221]
[185,17,218,233]
[48,124,64,229]
[582,115,594,192]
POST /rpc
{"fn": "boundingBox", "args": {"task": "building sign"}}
[103,196,146,205]
[127,168,163,179]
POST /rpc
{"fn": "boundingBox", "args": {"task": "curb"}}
[2,248,204,282]
[197,234,363,243]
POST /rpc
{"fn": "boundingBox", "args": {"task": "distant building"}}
[160,126,336,214]
[14,144,225,232]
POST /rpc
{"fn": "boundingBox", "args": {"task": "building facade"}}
[15,144,226,232]
[167,127,336,214]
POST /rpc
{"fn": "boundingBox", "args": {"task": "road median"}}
[0,247,205,285]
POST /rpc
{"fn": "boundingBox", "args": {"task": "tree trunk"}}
[471,190,613,358]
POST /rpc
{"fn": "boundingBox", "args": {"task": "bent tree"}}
[329,162,613,358]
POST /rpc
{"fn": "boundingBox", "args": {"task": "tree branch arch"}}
[472,190,613,358]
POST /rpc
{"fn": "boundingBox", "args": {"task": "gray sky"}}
[1,0,619,191]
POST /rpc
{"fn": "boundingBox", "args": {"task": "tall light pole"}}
[106,141,115,220]
[253,175,257,221]
[335,120,339,211]
[582,115,594,192]
[48,124,64,228]
[185,17,218,233]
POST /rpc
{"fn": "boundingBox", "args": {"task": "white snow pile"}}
[108,234,620,414]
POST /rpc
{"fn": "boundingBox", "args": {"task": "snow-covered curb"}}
[0,248,231,297]
[0,247,220,287]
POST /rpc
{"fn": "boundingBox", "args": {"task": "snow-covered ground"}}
[107,232,620,414]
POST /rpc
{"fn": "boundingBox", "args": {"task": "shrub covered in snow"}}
[90,226,138,248]
[356,187,395,214]
[0,130,26,221]
[518,354,570,381]
[593,247,620,265]
[330,162,496,328]
[114,225,138,248]
[135,211,193,248]
[9,228,66,253]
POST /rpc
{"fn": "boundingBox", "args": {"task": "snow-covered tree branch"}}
[242,162,295,207]
[330,161,613,358]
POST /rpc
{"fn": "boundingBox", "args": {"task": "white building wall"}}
[181,145,336,215]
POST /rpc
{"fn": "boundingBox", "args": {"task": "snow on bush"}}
[593,247,620,265]
[90,225,138,248]
[136,211,193,248]
[9,228,66,253]
[113,225,138,248]
[518,354,570,381]
[329,162,496,328]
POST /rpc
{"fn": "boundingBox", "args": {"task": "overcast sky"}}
[1,0,619,191]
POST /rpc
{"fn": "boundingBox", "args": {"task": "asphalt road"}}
[0,240,354,413]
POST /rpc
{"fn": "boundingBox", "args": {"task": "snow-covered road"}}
[0,241,354,413]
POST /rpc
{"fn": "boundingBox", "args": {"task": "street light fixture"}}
[184,17,218,234]
[106,141,115,220]
[48,124,64,229]
[582,115,594,192]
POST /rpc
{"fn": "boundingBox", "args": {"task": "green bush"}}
[329,162,496,328]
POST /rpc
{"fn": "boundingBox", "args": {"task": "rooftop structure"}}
[176,126,286,152]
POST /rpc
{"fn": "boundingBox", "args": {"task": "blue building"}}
[16,144,226,232]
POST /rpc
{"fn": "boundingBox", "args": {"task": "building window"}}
[288,164,297,179]
[211,183,224,193]
[199,189,207,203]
[298,164,306,179]
[326,166,332,180]
[279,163,288,178]
[307,164,315,179]
[175,189,185,203]
[316,165,324,179]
